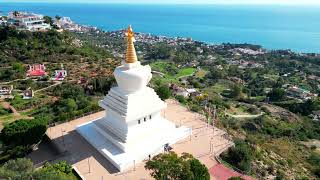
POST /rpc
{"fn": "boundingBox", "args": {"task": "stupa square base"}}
[76,118,191,172]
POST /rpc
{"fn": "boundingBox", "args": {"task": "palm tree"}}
[13,11,19,17]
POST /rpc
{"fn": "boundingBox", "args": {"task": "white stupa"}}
[77,26,191,171]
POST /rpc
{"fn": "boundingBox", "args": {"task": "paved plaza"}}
[29,99,233,180]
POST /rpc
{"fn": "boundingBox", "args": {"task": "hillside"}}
[0,26,118,82]
[0,25,320,179]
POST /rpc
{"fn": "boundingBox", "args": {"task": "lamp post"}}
[133,160,136,171]
[61,129,66,151]
[88,157,91,173]
[209,137,214,153]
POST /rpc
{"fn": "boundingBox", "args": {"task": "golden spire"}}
[125,25,138,63]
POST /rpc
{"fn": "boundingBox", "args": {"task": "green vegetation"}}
[0,106,11,116]
[307,153,320,178]
[32,83,101,123]
[0,118,47,163]
[228,177,245,180]
[1,17,320,179]
[0,63,25,81]
[1,118,47,146]
[9,94,49,111]
[194,69,208,78]
[150,61,195,82]
[0,158,76,180]
[221,139,254,173]
[155,85,172,100]
[267,88,286,102]
[145,152,209,180]
[0,26,112,68]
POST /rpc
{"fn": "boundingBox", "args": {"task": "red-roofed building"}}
[27,64,47,77]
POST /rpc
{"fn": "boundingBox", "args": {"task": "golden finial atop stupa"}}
[125,25,138,63]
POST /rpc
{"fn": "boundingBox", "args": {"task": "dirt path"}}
[34,81,62,94]
[0,78,28,85]
[225,112,264,119]
[1,101,20,116]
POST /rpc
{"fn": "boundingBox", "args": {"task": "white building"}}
[0,85,14,99]
[51,64,67,81]
[77,26,191,171]
[7,12,50,31]
[23,88,34,100]
[0,16,7,25]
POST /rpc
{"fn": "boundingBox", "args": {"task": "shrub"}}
[1,118,47,146]
[156,85,171,100]
[221,139,254,173]
[42,161,72,175]
[228,177,245,180]
[267,88,286,102]
[145,152,209,180]
[176,95,187,104]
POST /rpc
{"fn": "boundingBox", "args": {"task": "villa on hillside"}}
[170,84,200,98]
[51,64,67,81]
[287,86,318,101]
[0,85,14,99]
[27,64,47,78]
[54,16,97,32]
[170,84,189,98]
[23,88,34,100]
[7,11,50,31]
[0,15,7,25]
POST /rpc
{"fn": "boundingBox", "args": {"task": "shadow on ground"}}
[27,130,119,174]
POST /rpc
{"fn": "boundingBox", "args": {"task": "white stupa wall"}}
[77,26,190,171]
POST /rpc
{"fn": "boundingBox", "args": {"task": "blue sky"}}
[2,0,320,4]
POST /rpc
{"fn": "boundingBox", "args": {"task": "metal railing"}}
[48,109,103,127]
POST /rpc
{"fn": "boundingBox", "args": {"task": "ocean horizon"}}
[1,2,320,53]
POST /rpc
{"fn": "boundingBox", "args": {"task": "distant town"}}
[0,10,320,180]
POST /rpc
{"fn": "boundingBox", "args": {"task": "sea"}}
[0,3,320,53]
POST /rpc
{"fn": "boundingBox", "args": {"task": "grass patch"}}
[175,68,196,78]
[0,113,33,125]
[204,80,233,94]
[9,94,50,111]
[150,61,195,83]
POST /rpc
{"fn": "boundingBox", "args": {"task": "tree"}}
[307,153,320,178]
[0,158,71,180]
[173,51,191,63]
[228,65,241,77]
[176,95,187,104]
[147,43,172,60]
[156,85,171,100]
[267,88,286,102]
[186,157,210,179]
[221,139,254,173]
[65,98,77,112]
[289,98,320,116]
[42,161,72,175]
[0,158,34,180]
[43,16,54,25]
[88,77,115,95]
[1,118,47,146]
[145,152,209,180]
[55,15,61,20]
[229,84,243,99]
[13,11,19,16]
[206,67,225,82]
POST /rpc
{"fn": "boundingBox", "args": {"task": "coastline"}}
[1,3,319,53]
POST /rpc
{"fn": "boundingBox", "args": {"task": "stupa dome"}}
[114,63,151,94]
[114,26,152,94]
